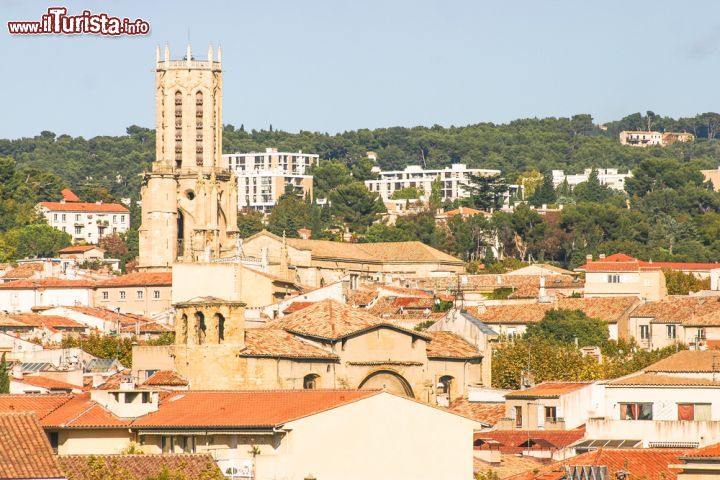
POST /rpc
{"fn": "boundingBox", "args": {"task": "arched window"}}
[195,311,206,344]
[179,314,188,344]
[174,91,182,168]
[195,91,203,166]
[303,374,320,389]
[215,312,225,343]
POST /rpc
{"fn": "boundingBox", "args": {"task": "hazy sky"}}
[2,0,719,138]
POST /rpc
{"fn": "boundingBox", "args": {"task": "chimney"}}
[539,276,546,298]
[599,254,606,259]
[586,254,593,261]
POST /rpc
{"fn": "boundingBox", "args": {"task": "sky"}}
[2,0,720,139]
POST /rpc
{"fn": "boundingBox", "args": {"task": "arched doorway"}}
[358,370,414,397]
[436,375,454,406]
[303,374,320,389]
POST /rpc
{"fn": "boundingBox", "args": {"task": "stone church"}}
[138,44,239,271]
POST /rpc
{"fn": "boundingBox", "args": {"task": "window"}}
[124,392,139,404]
[119,291,126,300]
[161,436,174,453]
[47,432,59,454]
[514,406,523,428]
[62,214,66,222]
[53,214,58,221]
[639,325,650,340]
[121,215,126,223]
[102,291,109,300]
[74,226,82,235]
[545,406,557,422]
[75,214,80,221]
[141,392,151,404]
[666,324,677,339]
[697,328,707,340]
[61,227,66,232]
[137,290,144,300]
[153,290,160,299]
[678,403,711,421]
[620,402,653,420]
[303,374,319,389]
[607,274,621,284]
[113,215,117,224]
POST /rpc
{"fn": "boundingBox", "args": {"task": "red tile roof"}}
[58,245,104,254]
[119,321,172,334]
[505,382,592,399]
[475,427,586,454]
[0,278,96,289]
[240,328,339,360]
[472,297,638,325]
[57,454,222,480]
[608,373,720,387]
[449,398,505,426]
[1,263,43,280]
[57,306,150,327]
[578,253,720,272]
[15,375,82,392]
[0,395,74,419]
[508,448,687,480]
[0,412,64,479]
[271,299,430,341]
[40,393,132,428]
[97,272,171,287]
[142,371,189,387]
[132,390,379,428]
[283,301,316,314]
[426,331,482,359]
[632,296,720,326]
[9,314,85,330]
[60,188,80,202]
[39,201,129,213]
[644,350,720,373]
[682,442,720,458]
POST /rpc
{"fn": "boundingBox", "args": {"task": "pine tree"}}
[529,173,556,207]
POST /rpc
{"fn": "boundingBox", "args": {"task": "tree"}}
[429,177,443,211]
[529,172,556,207]
[329,182,386,232]
[311,161,353,198]
[390,186,422,200]
[0,224,71,261]
[350,157,378,181]
[267,194,313,238]
[0,353,8,394]
[492,338,601,389]
[98,234,129,258]
[465,174,508,211]
[573,168,614,203]
[664,269,710,295]
[237,209,265,238]
[61,334,134,368]
[525,309,609,349]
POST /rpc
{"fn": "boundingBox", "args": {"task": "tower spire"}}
[208,43,214,62]
[186,43,192,61]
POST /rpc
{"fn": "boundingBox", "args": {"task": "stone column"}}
[205,309,220,344]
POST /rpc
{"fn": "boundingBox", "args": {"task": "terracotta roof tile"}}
[39,201,129,213]
[633,296,720,326]
[58,245,104,254]
[0,394,74,419]
[608,373,720,387]
[0,278,96,289]
[9,314,85,330]
[474,454,547,479]
[683,442,720,458]
[449,398,505,425]
[60,188,81,202]
[644,350,720,373]
[283,301,316,314]
[97,272,171,287]
[142,370,189,387]
[416,274,583,296]
[472,297,637,325]
[57,453,221,480]
[133,390,379,428]
[505,382,592,399]
[508,448,686,480]
[577,253,720,273]
[0,412,64,479]
[240,328,339,360]
[271,299,430,341]
[15,375,82,392]
[475,427,586,454]
[1,263,43,280]
[426,331,482,359]
[57,306,150,327]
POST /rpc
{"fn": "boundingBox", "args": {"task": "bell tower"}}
[139,43,239,270]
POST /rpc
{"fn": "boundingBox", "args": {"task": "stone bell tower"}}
[138,43,239,270]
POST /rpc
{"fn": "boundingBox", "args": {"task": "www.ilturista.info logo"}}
[8,7,150,36]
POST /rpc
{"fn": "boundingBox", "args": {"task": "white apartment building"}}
[619,130,694,147]
[365,164,501,201]
[224,148,318,211]
[552,168,632,191]
[38,197,130,244]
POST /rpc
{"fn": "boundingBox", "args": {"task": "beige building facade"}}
[139,44,239,270]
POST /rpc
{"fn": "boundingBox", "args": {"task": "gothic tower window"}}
[195,91,203,166]
[174,91,183,168]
